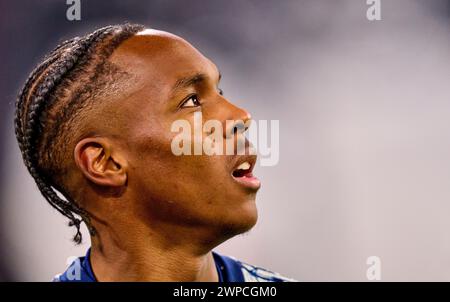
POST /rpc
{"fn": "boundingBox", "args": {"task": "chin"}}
[219,202,258,238]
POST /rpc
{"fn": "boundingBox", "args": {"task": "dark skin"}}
[69,29,260,281]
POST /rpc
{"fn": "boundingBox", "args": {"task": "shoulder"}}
[213,252,297,282]
[54,250,296,282]
[52,253,95,282]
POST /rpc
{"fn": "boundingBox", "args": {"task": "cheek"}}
[126,121,206,198]
[139,155,229,202]
[126,115,238,206]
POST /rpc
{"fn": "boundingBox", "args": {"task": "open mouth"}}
[231,157,261,190]
[232,161,253,178]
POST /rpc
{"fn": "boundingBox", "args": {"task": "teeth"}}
[236,161,250,171]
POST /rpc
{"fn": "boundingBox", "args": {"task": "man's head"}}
[15,24,260,248]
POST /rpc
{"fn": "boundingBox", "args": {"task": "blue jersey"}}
[53,248,295,282]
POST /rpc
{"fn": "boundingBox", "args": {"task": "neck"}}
[88,220,220,282]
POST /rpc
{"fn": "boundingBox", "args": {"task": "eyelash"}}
[180,94,201,108]
[180,88,224,108]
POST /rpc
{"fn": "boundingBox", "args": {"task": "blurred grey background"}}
[1,0,449,281]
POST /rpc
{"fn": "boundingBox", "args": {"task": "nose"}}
[222,100,252,138]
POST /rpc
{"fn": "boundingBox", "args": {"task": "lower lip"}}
[232,172,261,190]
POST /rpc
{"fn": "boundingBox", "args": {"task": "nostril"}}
[225,120,247,139]
[233,121,246,134]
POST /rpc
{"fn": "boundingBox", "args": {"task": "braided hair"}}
[14,23,145,244]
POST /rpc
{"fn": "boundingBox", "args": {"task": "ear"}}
[74,137,127,187]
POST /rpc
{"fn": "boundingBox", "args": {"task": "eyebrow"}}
[171,71,222,93]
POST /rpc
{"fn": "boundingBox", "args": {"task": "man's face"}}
[106,29,260,239]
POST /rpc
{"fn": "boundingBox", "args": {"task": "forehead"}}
[109,29,217,92]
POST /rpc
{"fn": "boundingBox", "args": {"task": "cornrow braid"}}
[14,23,145,244]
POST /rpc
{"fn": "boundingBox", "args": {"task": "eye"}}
[218,88,224,96]
[180,94,201,108]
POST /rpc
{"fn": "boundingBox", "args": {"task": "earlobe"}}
[74,138,127,187]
